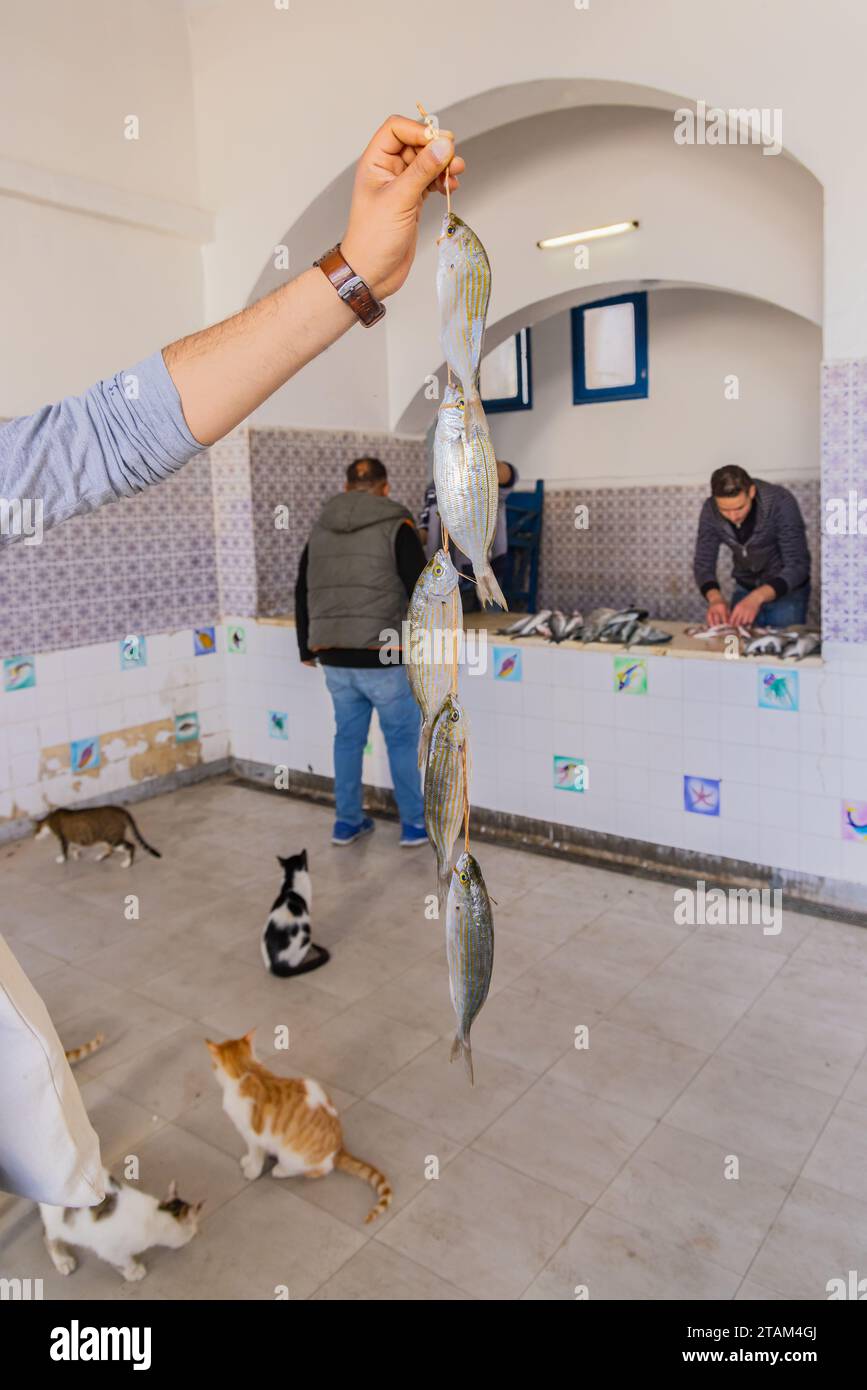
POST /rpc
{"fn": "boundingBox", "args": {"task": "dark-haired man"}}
[693,466,811,627]
[295,457,428,847]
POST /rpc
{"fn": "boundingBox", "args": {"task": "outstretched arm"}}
[0,117,462,540]
[164,117,461,445]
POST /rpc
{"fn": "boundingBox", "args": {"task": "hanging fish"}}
[437,212,491,395]
[446,851,494,1086]
[424,694,469,914]
[406,548,461,772]
[434,384,506,609]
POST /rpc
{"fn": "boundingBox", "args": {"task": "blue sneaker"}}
[400,824,429,848]
[332,817,375,846]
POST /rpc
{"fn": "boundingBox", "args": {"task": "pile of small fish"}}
[685,623,822,660]
[496,607,672,648]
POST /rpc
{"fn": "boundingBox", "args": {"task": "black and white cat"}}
[260,850,330,977]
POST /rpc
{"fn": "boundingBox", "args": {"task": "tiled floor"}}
[2,777,867,1300]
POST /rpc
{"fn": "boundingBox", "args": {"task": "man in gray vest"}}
[295,457,428,846]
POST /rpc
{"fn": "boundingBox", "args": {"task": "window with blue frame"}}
[480,328,532,413]
[571,292,648,404]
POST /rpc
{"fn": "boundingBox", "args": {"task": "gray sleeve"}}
[693,498,721,594]
[0,350,206,544]
[769,488,810,594]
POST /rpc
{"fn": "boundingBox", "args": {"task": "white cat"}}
[40,1171,203,1282]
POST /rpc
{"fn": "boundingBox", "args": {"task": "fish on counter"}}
[496,610,552,638]
[406,548,461,772]
[445,851,494,1086]
[630,623,672,646]
[424,693,470,914]
[434,383,505,609]
[782,631,822,661]
[685,622,756,640]
[744,631,796,656]
[595,609,649,645]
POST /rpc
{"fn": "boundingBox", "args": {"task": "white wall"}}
[391,105,821,432]
[489,289,821,490]
[185,0,867,363]
[0,0,206,416]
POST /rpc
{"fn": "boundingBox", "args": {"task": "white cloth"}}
[0,934,103,1205]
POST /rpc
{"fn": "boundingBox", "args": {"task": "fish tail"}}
[418,721,431,775]
[449,1033,474,1086]
[474,564,508,611]
[437,862,451,918]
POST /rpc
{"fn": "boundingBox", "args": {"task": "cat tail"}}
[473,563,508,612]
[335,1149,392,1224]
[450,1033,474,1086]
[125,811,161,858]
[64,1033,106,1065]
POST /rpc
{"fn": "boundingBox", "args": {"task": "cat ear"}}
[193,1200,206,1215]
[166,1180,178,1201]
[243,1029,256,1045]
[300,849,308,866]
[205,1038,220,1057]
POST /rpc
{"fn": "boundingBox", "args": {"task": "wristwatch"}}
[314,245,385,327]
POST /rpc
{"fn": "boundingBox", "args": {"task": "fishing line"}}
[417,101,452,216]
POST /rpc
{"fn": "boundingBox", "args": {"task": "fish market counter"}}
[234,611,861,906]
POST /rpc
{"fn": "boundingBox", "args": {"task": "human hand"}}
[729,592,763,627]
[341,115,465,301]
[302,658,317,668]
[705,596,730,627]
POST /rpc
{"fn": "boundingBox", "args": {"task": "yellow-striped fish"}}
[446,851,494,1085]
[437,212,491,394]
[406,549,462,774]
[434,383,506,609]
[424,693,469,913]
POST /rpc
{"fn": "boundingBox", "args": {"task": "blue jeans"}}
[323,665,424,828]
[732,583,810,627]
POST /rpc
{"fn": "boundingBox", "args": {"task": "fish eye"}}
[459,871,469,883]
[433,564,443,577]
[446,224,456,237]
[451,710,460,722]
[457,398,465,410]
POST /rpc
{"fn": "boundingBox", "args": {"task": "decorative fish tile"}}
[553,755,587,792]
[493,646,522,681]
[614,656,647,694]
[120,634,147,669]
[194,625,217,656]
[174,712,200,743]
[757,668,799,711]
[269,710,288,740]
[3,655,36,690]
[70,737,100,774]
[841,799,867,842]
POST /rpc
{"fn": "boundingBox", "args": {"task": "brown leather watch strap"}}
[314,245,385,327]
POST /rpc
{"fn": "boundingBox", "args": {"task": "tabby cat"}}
[206,1032,392,1223]
[34,806,161,867]
[40,1172,203,1282]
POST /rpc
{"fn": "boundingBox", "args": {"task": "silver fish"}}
[437,212,491,394]
[558,612,584,642]
[424,694,469,914]
[434,383,506,609]
[445,850,494,1086]
[745,633,786,656]
[598,610,648,645]
[496,610,550,637]
[548,611,569,642]
[581,608,618,643]
[633,623,672,645]
[406,549,461,773]
[782,632,821,661]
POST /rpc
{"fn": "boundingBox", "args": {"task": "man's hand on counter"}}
[730,585,775,627]
[705,590,730,626]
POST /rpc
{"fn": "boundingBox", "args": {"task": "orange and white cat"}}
[205,1032,391,1223]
